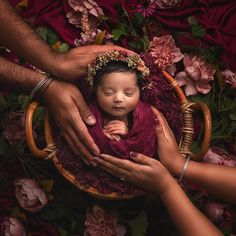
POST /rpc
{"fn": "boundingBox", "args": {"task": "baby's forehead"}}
[99,71,139,84]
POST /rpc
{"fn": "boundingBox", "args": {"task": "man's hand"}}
[42,80,100,164]
[52,45,136,80]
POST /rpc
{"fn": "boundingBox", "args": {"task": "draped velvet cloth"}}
[9,0,236,71]
[55,101,156,195]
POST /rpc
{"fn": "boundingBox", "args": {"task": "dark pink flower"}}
[84,205,126,236]
[149,35,184,70]
[135,0,158,17]
[203,147,236,167]
[3,111,26,146]
[222,69,236,88]
[15,179,48,213]
[206,202,226,221]
[175,54,215,96]
[1,217,26,236]
[156,0,181,9]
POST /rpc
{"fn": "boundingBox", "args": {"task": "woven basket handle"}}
[189,102,212,161]
[162,70,212,161]
[25,101,55,159]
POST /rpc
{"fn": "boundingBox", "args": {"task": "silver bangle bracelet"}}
[30,76,51,101]
[178,155,191,183]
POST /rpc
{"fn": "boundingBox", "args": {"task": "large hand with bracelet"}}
[41,80,100,164]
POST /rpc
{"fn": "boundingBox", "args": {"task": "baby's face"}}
[96,71,140,119]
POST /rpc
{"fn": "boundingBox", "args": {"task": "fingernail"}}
[130,151,137,158]
[154,118,159,126]
[87,115,96,125]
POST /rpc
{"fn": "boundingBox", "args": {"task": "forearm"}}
[0,56,44,94]
[183,161,236,204]
[159,178,223,236]
[0,0,57,74]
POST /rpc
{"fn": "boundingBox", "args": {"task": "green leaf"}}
[142,35,150,51]
[58,43,70,53]
[187,16,206,38]
[35,26,48,41]
[127,211,148,236]
[111,25,129,41]
[188,16,198,26]
[47,28,60,45]
[191,25,206,37]
[134,13,145,27]
[229,113,236,121]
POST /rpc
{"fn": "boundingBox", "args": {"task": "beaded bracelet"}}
[30,76,53,101]
[178,155,191,183]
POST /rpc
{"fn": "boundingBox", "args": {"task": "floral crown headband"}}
[86,50,150,89]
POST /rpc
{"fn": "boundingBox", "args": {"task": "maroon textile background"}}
[9,0,236,71]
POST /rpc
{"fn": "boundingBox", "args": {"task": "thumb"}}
[130,152,153,166]
[74,92,96,125]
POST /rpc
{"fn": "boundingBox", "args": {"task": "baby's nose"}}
[113,93,124,102]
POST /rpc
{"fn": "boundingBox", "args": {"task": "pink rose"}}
[222,69,236,88]
[149,35,184,70]
[1,217,26,236]
[15,179,48,213]
[175,54,215,96]
[156,0,181,9]
[3,111,26,146]
[203,147,236,167]
[84,205,126,236]
[206,202,226,221]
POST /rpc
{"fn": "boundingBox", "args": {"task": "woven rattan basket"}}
[25,69,212,200]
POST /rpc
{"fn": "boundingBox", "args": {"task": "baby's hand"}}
[103,120,128,141]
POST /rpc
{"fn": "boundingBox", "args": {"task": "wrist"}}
[158,175,178,197]
[168,154,186,177]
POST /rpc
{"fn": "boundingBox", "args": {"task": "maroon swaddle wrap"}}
[55,100,156,195]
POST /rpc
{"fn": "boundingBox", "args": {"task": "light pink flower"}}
[203,147,236,167]
[15,179,48,213]
[1,217,26,236]
[68,0,103,18]
[149,35,184,70]
[135,0,158,17]
[175,54,215,96]
[206,202,226,221]
[156,0,181,9]
[3,111,26,146]
[84,205,126,236]
[222,69,236,88]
